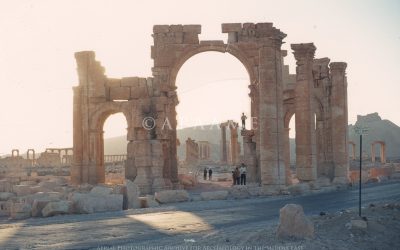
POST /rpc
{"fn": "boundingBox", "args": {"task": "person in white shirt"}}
[239,163,247,185]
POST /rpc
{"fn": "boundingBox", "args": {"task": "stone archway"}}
[72,22,350,192]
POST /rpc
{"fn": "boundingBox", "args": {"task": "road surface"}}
[1,182,399,249]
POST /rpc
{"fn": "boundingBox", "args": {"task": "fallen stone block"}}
[140,195,160,208]
[0,192,15,201]
[200,191,228,201]
[70,193,123,214]
[22,192,63,206]
[38,181,58,190]
[13,185,33,196]
[0,180,13,192]
[32,199,51,217]
[277,204,314,239]
[229,186,250,199]
[154,190,190,204]
[19,181,37,186]
[10,202,32,220]
[90,186,113,195]
[126,179,141,209]
[42,201,72,217]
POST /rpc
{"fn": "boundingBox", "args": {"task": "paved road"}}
[1,182,399,249]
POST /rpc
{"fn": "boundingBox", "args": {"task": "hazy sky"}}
[0,0,399,155]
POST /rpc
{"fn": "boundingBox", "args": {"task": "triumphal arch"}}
[71,23,349,194]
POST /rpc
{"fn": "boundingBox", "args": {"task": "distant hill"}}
[104,113,400,162]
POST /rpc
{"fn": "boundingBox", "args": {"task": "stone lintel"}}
[221,23,242,33]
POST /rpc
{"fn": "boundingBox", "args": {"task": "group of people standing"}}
[203,168,213,180]
[232,163,247,185]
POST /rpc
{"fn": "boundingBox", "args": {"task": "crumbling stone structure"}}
[72,22,349,193]
[198,141,211,160]
[371,141,386,164]
[185,138,199,164]
[348,141,356,160]
[220,121,241,165]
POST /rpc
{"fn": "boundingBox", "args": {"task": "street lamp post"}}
[354,126,369,217]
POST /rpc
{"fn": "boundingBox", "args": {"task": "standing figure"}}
[241,112,247,130]
[203,168,208,180]
[234,167,241,185]
[208,168,213,180]
[240,163,247,185]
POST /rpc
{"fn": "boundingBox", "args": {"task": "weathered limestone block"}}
[0,192,15,201]
[19,181,37,186]
[0,201,11,216]
[23,192,63,206]
[32,199,51,217]
[277,204,314,239]
[221,23,242,33]
[42,201,72,217]
[10,202,32,219]
[90,186,113,195]
[154,190,189,204]
[38,181,59,190]
[0,180,13,192]
[13,185,33,196]
[126,179,141,209]
[200,191,228,201]
[229,186,251,199]
[30,185,52,194]
[70,193,123,214]
[140,195,160,208]
[110,86,130,100]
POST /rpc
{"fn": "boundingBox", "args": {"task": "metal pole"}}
[359,134,362,217]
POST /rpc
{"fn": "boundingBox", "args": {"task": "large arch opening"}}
[103,112,128,184]
[174,51,251,191]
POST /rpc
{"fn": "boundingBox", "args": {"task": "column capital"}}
[329,62,347,72]
[291,43,316,62]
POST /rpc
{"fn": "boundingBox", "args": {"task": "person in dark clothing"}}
[241,112,247,130]
[208,168,213,180]
[234,167,240,185]
[203,168,207,180]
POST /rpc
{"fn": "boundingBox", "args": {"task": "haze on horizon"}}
[0,0,399,155]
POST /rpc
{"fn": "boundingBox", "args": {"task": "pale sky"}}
[0,0,399,155]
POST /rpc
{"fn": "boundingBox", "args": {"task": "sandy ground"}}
[112,202,400,250]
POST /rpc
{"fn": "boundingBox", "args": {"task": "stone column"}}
[381,143,386,164]
[291,43,317,182]
[330,62,349,184]
[283,127,292,185]
[125,125,137,181]
[258,43,286,189]
[241,130,257,183]
[230,124,239,165]
[316,119,325,177]
[71,86,83,184]
[220,124,228,163]
[371,143,376,163]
